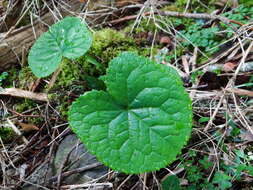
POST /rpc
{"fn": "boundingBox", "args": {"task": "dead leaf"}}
[223,62,237,72]
[17,122,39,132]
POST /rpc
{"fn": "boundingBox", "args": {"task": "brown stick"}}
[0,87,48,102]
[61,183,113,189]
[110,10,244,26]
[227,88,253,97]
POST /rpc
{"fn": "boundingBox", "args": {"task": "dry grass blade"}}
[204,41,253,132]
[61,182,113,190]
[227,88,253,97]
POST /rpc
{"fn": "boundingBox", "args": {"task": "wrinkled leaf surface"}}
[69,52,192,174]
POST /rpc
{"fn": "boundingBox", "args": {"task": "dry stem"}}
[0,87,48,102]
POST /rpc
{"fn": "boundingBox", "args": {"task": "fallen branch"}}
[110,10,244,26]
[0,87,48,102]
[159,11,243,26]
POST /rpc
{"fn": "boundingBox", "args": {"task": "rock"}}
[22,162,52,190]
[22,134,108,189]
[52,134,108,184]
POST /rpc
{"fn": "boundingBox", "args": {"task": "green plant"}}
[0,127,15,143]
[28,17,192,174]
[162,175,181,190]
[212,171,232,190]
[175,0,216,13]
[239,0,253,6]
[175,5,253,57]
[68,52,192,174]
[28,16,92,78]
[221,5,253,37]
[180,22,220,54]
[222,5,253,24]
[178,151,216,190]
[0,72,8,86]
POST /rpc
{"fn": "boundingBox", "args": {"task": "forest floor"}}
[0,0,253,189]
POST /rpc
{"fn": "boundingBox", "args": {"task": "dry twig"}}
[204,41,253,132]
[61,182,113,190]
[227,88,253,97]
[0,87,48,102]
[110,10,244,26]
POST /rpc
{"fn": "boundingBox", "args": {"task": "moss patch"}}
[88,28,140,64]
[0,127,15,143]
[15,99,36,113]
[18,67,38,89]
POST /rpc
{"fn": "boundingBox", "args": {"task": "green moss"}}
[88,28,140,63]
[13,99,44,124]
[57,95,70,118]
[55,58,82,87]
[0,127,15,143]
[161,4,184,12]
[175,0,216,13]
[92,28,160,61]
[132,19,157,34]
[27,117,44,126]
[239,0,253,6]
[18,67,37,89]
[15,99,36,113]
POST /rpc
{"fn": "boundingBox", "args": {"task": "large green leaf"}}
[28,17,92,78]
[68,52,192,174]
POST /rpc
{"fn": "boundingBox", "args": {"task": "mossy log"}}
[0,1,83,71]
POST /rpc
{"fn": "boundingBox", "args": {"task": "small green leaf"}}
[68,52,192,174]
[28,17,92,78]
[198,117,210,123]
[212,171,232,190]
[162,175,181,190]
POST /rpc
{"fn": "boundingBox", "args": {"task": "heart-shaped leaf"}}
[28,17,92,78]
[68,52,192,174]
